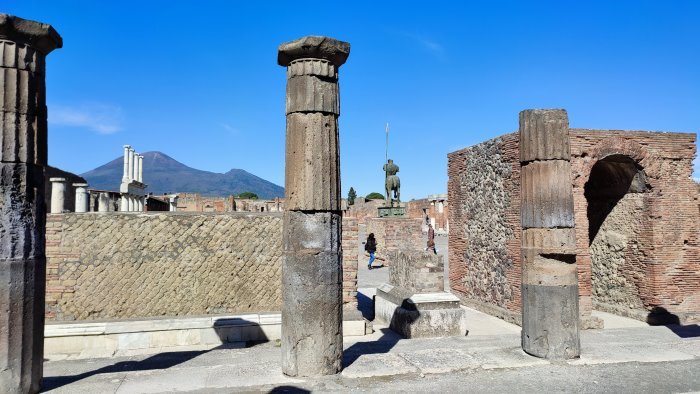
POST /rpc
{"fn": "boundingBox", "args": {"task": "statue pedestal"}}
[366,216,422,256]
[377,206,406,217]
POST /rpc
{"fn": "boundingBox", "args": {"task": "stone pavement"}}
[42,313,700,393]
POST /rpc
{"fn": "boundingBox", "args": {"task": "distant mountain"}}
[81,151,284,199]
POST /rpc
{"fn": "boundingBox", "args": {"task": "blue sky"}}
[5,1,699,199]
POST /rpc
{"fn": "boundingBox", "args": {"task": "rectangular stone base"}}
[375,284,467,338]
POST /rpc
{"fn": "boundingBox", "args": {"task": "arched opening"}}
[584,154,650,314]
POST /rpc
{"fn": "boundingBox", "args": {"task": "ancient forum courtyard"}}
[0,12,699,394]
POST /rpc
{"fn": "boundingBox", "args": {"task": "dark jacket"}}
[365,238,376,253]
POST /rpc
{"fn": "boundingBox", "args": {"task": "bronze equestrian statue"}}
[384,159,400,207]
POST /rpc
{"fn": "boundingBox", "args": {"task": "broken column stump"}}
[519,109,580,360]
[0,13,62,393]
[278,36,350,377]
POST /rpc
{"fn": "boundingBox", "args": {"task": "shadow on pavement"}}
[343,327,403,368]
[665,324,700,339]
[268,385,311,393]
[42,349,212,391]
[357,292,375,321]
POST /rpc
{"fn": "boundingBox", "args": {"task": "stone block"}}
[521,160,574,228]
[286,74,339,115]
[522,228,577,286]
[388,250,444,293]
[277,36,350,67]
[284,112,340,211]
[375,286,467,338]
[287,58,337,79]
[519,109,570,162]
[283,210,340,253]
[521,283,580,360]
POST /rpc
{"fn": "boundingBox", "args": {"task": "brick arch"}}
[576,136,661,189]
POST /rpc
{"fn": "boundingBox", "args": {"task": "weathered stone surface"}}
[283,211,341,286]
[284,112,340,211]
[522,228,577,287]
[0,163,45,260]
[388,250,444,293]
[287,58,337,79]
[0,257,45,394]
[521,284,580,359]
[277,36,350,68]
[286,74,339,115]
[521,160,574,228]
[0,14,62,56]
[281,282,342,376]
[519,109,570,162]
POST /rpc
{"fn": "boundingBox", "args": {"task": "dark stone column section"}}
[0,13,62,394]
[278,36,350,377]
[519,109,580,360]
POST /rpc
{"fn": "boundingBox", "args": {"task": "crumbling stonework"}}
[366,217,423,256]
[342,217,359,308]
[0,13,62,393]
[388,250,444,293]
[448,116,700,326]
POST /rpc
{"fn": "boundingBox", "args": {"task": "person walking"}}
[427,223,437,254]
[365,233,377,270]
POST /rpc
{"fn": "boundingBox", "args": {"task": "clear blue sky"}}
[5,1,699,199]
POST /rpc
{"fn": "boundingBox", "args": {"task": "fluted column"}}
[519,109,580,360]
[0,13,62,393]
[129,148,135,181]
[122,145,130,182]
[73,183,88,213]
[278,36,349,377]
[138,154,143,182]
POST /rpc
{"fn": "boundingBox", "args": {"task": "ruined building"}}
[448,110,700,327]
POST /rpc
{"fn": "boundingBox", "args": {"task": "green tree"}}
[365,192,385,200]
[236,191,258,199]
[348,187,357,205]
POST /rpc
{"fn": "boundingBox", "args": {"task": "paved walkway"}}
[42,314,700,393]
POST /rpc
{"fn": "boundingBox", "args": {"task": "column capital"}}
[278,36,350,68]
[72,183,88,188]
[49,177,65,182]
[0,13,62,55]
[123,144,131,149]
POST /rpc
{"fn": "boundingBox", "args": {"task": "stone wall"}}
[448,128,700,324]
[342,217,359,308]
[45,212,360,321]
[447,134,522,323]
[405,196,449,233]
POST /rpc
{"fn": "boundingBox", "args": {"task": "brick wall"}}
[448,128,700,324]
[342,217,359,308]
[46,212,359,321]
[405,197,449,233]
[366,217,423,257]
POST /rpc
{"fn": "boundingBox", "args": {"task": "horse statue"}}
[383,159,401,207]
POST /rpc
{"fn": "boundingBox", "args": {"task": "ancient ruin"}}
[447,109,700,336]
[0,13,62,393]
[120,144,146,212]
[278,35,350,376]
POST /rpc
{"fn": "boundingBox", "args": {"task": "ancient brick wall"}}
[366,217,423,256]
[388,250,444,293]
[448,128,700,324]
[405,197,449,233]
[342,217,359,308]
[447,134,522,323]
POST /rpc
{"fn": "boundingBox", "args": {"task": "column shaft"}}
[122,145,130,181]
[99,193,110,213]
[0,13,61,394]
[73,183,88,213]
[519,109,580,360]
[138,155,143,182]
[49,177,66,214]
[278,36,349,377]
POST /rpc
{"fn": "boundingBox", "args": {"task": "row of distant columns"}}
[120,144,145,212]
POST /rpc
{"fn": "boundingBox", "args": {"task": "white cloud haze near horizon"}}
[50,103,123,135]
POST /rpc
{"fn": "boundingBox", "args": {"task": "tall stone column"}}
[0,13,62,393]
[120,194,128,212]
[49,177,66,213]
[519,109,580,360]
[129,148,136,181]
[73,183,88,213]
[278,36,350,377]
[122,145,130,182]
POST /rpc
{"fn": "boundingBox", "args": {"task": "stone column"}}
[126,148,133,181]
[49,177,66,214]
[0,13,62,393]
[278,36,350,377]
[134,154,141,183]
[169,195,178,212]
[137,196,143,212]
[519,109,580,360]
[126,195,132,212]
[98,193,110,212]
[120,194,128,212]
[122,145,130,182]
[138,154,143,182]
[73,183,88,213]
